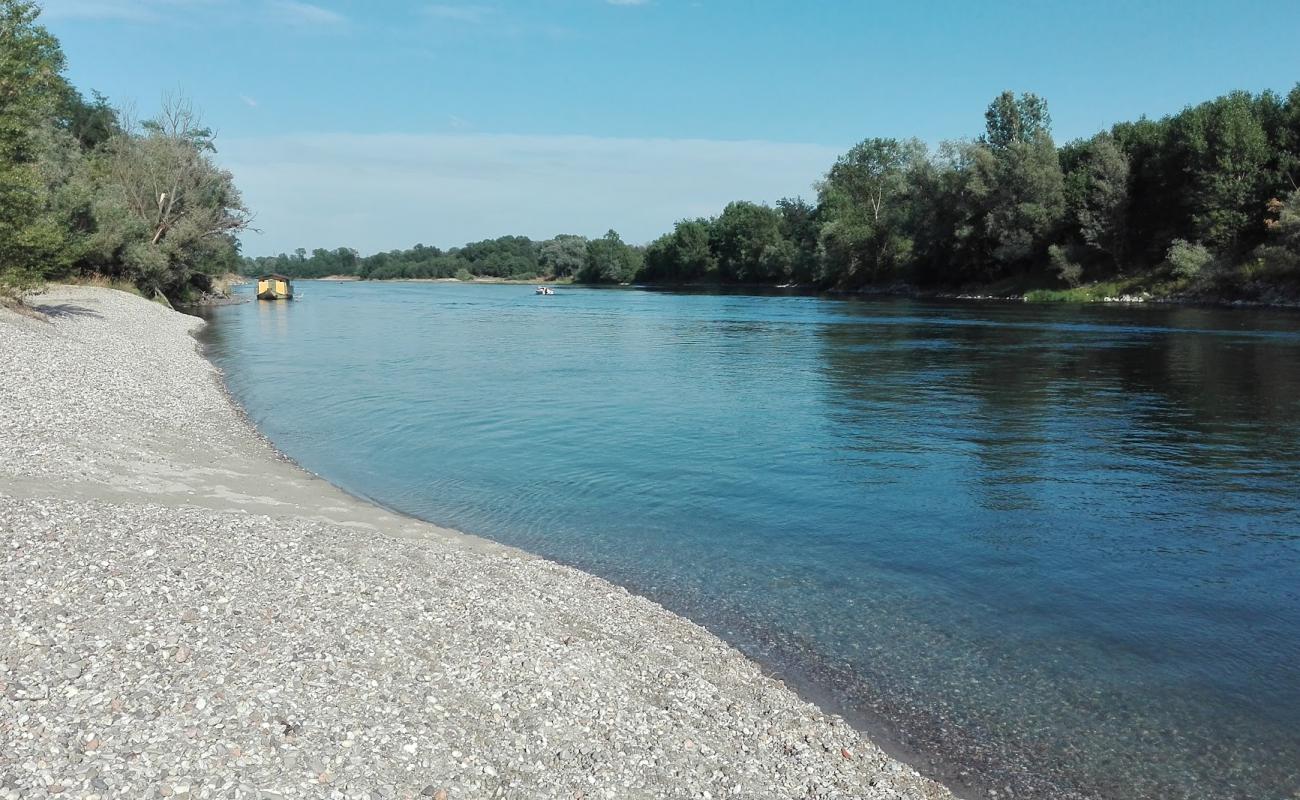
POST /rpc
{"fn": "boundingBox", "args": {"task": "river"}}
[201,281,1300,799]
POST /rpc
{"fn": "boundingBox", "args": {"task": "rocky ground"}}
[0,287,954,800]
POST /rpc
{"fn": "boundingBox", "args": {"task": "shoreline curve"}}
[1,285,956,800]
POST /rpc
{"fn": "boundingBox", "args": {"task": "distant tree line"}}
[243,230,643,284]
[257,86,1300,301]
[0,1,251,305]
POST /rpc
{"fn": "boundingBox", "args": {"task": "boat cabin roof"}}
[259,273,293,281]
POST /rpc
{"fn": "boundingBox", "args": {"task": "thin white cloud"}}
[271,0,345,26]
[423,4,493,23]
[240,95,259,108]
[218,132,839,256]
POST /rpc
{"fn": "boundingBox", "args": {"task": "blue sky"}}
[40,0,1300,256]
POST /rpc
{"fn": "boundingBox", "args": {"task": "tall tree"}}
[0,0,67,295]
[1173,91,1272,252]
[817,137,926,286]
[579,229,640,284]
[1073,133,1131,266]
[538,234,588,278]
[982,91,1052,151]
[969,93,1066,272]
[640,219,714,283]
[91,97,251,299]
[710,201,786,283]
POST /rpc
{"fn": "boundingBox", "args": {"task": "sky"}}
[38,0,1300,257]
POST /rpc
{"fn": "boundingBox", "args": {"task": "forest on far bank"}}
[249,86,1300,303]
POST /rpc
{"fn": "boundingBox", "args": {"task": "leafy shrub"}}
[1266,190,1300,253]
[454,267,473,281]
[1166,239,1214,281]
[1048,244,1084,287]
[0,265,44,305]
[1241,246,1300,283]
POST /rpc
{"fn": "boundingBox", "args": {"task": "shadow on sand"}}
[34,303,103,320]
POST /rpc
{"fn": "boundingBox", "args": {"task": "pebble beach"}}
[0,286,955,800]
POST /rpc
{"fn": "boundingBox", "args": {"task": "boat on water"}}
[257,273,294,300]
[535,286,555,295]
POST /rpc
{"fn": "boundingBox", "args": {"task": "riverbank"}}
[0,286,954,800]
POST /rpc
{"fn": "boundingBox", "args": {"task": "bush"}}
[0,266,43,305]
[1241,245,1300,283]
[1166,239,1213,281]
[454,267,473,281]
[1048,244,1084,287]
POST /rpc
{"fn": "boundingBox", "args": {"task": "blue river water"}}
[200,281,1300,799]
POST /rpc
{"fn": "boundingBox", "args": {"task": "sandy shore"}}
[0,286,954,800]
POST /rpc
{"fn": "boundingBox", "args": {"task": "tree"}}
[817,138,926,286]
[982,91,1052,151]
[710,201,786,283]
[538,234,588,278]
[1173,91,1272,252]
[91,96,252,300]
[639,218,714,283]
[1073,133,1131,266]
[1266,189,1300,253]
[579,230,640,283]
[0,0,68,296]
[965,94,1066,273]
[775,197,820,284]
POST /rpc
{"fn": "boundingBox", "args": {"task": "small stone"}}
[63,665,82,680]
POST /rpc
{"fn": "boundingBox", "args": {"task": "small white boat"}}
[535,286,555,295]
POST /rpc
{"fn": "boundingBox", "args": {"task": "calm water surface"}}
[202,282,1300,800]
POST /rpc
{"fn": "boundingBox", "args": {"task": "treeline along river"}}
[201,282,1300,800]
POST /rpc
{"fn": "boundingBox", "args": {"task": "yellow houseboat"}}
[257,273,294,300]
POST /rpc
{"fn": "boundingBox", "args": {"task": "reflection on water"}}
[256,296,292,338]
[202,283,1300,800]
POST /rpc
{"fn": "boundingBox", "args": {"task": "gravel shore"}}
[1,287,954,800]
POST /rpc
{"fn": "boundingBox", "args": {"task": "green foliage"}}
[88,98,251,301]
[982,91,1052,151]
[1174,91,1272,252]
[1048,244,1084,288]
[1070,133,1131,265]
[538,234,588,278]
[247,235,588,282]
[579,230,640,284]
[244,84,1300,305]
[0,2,249,304]
[973,134,1066,270]
[1165,239,1214,280]
[816,138,926,286]
[622,85,1300,300]
[641,219,714,283]
[775,197,820,283]
[710,202,786,283]
[1267,189,1300,253]
[0,0,67,297]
